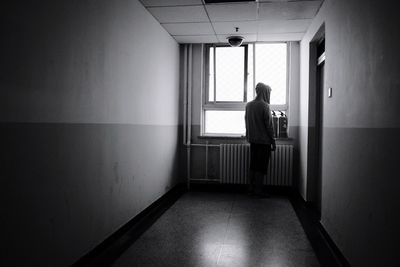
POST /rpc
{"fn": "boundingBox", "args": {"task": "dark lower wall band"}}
[299,126,400,266]
[0,122,182,266]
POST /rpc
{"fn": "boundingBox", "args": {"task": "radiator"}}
[219,144,293,186]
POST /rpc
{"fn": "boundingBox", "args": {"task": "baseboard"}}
[318,221,351,267]
[72,183,186,267]
[290,193,351,267]
[189,182,294,195]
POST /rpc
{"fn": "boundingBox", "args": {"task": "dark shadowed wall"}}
[299,0,400,265]
[0,0,180,266]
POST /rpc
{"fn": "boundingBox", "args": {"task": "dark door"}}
[314,43,325,218]
[315,62,324,217]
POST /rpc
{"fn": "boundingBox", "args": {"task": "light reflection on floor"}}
[113,192,320,267]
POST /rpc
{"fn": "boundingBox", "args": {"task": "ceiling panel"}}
[217,34,257,43]
[206,3,258,22]
[139,0,324,43]
[173,35,218,43]
[258,19,312,33]
[257,32,305,41]
[147,5,208,23]
[140,0,203,7]
[258,1,322,20]
[212,21,258,34]
[162,22,214,35]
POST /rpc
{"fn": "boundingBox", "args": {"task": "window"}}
[203,43,288,136]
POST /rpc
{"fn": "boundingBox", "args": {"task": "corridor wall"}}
[0,0,181,265]
[298,0,400,265]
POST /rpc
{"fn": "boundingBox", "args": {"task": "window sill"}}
[198,135,245,140]
[198,135,293,141]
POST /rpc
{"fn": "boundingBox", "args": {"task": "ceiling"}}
[139,0,323,44]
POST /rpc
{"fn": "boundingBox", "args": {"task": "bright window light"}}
[204,43,287,135]
[255,43,287,105]
[205,110,245,135]
[215,46,245,102]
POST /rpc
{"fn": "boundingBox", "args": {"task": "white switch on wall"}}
[328,87,332,98]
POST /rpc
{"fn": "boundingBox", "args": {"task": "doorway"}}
[314,39,325,217]
[306,25,325,219]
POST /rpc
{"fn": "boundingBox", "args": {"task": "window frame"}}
[204,44,249,105]
[201,42,290,137]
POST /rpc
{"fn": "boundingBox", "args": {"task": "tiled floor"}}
[112,192,320,267]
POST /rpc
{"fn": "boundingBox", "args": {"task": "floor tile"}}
[112,192,320,267]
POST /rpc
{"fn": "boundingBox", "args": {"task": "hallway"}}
[2,0,400,265]
[113,192,319,266]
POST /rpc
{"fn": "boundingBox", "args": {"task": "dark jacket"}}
[245,84,275,144]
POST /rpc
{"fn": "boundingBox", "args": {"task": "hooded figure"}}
[245,83,276,197]
[245,83,275,145]
[255,82,271,104]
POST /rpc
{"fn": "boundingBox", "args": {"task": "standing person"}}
[245,83,276,197]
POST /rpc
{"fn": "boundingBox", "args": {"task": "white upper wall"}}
[0,0,180,126]
[300,0,400,129]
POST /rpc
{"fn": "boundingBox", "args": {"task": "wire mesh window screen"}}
[255,43,287,105]
[204,43,287,135]
[215,47,245,102]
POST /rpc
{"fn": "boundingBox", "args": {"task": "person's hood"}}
[255,83,271,104]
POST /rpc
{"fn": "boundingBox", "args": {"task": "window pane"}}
[255,43,287,105]
[208,47,214,102]
[215,47,244,102]
[205,110,245,135]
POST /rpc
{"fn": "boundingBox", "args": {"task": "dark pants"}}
[249,143,271,194]
[250,143,271,174]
